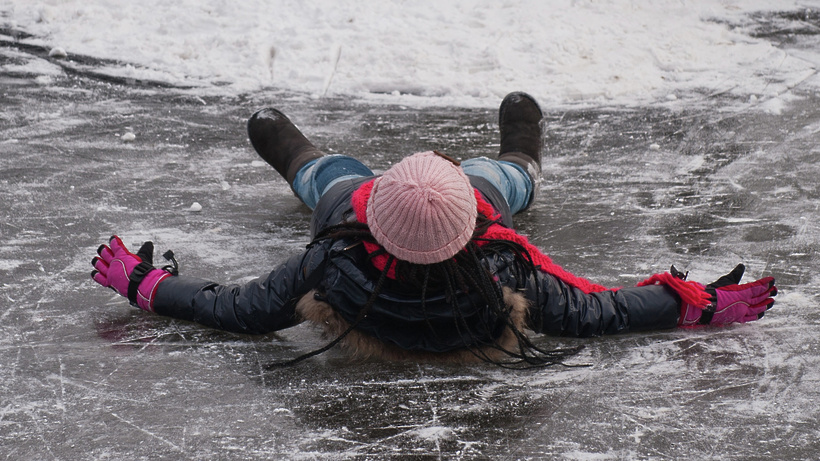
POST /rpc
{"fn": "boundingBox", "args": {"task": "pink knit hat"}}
[366,151,477,264]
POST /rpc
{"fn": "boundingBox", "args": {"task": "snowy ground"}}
[3,1,820,107]
[2,2,820,460]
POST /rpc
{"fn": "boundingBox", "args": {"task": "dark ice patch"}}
[744,223,796,242]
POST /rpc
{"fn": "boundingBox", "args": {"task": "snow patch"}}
[0,259,24,271]
[4,0,819,107]
[411,426,455,442]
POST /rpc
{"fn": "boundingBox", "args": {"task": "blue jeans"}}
[292,154,533,214]
[461,157,533,214]
[292,155,375,209]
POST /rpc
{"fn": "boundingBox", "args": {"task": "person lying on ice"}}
[90,92,777,367]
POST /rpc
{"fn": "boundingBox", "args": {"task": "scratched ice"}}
[2,8,820,461]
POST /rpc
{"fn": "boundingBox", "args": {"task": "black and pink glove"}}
[679,264,777,327]
[91,236,178,312]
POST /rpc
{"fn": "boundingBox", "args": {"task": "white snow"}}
[3,0,819,107]
[0,48,63,76]
[0,259,24,271]
[411,425,455,442]
[47,46,66,58]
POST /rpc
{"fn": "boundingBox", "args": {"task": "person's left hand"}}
[679,264,777,327]
[91,236,171,312]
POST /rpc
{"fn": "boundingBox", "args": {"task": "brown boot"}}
[247,108,324,188]
[497,92,543,209]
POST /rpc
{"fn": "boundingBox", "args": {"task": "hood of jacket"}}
[296,286,530,363]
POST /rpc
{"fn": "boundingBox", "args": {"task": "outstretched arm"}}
[528,274,681,336]
[92,236,329,335]
[527,265,777,337]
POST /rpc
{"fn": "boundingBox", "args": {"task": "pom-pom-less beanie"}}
[366,151,477,264]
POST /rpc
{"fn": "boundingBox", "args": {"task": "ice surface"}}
[1,77,818,459]
[1,4,820,460]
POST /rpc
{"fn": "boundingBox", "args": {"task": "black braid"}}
[271,214,584,368]
[471,239,587,367]
[418,267,444,343]
[447,242,561,368]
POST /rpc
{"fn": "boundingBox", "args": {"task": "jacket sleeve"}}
[151,243,329,335]
[527,271,681,336]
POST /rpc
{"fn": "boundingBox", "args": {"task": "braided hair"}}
[268,215,583,369]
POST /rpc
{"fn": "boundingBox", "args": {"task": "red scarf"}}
[351,180,710,308]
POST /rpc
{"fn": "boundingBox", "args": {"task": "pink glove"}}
[679,264,777,327]
[91,236,175,312]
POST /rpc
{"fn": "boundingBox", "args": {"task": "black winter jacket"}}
[153,176,681,353]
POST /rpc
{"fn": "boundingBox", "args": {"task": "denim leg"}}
[291,154,374,209]
[461,157,533,214]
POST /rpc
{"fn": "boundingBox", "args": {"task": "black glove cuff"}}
[699,287,718,325]
[699,307,716,325]
[127,261,155,307]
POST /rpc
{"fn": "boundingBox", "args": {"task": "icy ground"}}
[2,5,820,461]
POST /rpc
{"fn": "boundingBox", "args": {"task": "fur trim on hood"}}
[295,287,531,363]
